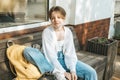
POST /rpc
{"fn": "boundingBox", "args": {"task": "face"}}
[50,11,65,30]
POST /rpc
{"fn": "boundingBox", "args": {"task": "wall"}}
[74,18,110,50]
[108,0,115,38]
[0,0,115,39]
[75,0,114,24]
[50,0,115,38]
[115,0,120,14]
[50,0,114,24]
[49,0,115,49]
[49,0,76,24]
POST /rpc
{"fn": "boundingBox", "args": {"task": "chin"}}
[54,25,59,27]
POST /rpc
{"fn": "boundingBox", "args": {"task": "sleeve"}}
[64,28,78,73]
[42,28,65,75]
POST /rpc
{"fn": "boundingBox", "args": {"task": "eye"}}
[51,17,55,20]
[57,16,61,19]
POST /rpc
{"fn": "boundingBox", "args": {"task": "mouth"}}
[54,23,59,25]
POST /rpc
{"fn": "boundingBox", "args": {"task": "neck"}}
[54,26,64,31]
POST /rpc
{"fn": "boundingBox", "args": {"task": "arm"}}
[64,28,78,73]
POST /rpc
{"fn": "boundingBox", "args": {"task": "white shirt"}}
[42,26,78,76]
[56,40,64,51]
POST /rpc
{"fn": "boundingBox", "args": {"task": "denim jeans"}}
[57,51,98,80]
[23,47,54,74]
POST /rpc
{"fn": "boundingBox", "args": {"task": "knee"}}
[23,48,29,57]
[85,68,97,80]
[87,67,97,75]
[23,47,38,56]
[23,47,31,54]
[23,47,34,61]
[90,68,97,76]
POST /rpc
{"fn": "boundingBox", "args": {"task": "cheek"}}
[60,19,65,23]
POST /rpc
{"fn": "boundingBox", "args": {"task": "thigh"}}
[76,60,95,78]
[23,47,54,73]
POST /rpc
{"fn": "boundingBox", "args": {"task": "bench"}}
[0,26,107,80]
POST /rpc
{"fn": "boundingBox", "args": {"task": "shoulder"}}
[43,26,52,32]
[43,26,53,34]
[64,26,72,34]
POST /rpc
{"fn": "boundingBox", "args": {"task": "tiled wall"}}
[74,18,110,50]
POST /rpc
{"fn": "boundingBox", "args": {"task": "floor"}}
[112,54,120,80]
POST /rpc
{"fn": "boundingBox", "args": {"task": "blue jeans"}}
[23,47,54,74]
[57,51,98,80]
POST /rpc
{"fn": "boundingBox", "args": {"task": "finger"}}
[74,75,77,80]
[65,73,71,80]
[71,74,74,80]
[68,74,71,80]
[71,74,77,80]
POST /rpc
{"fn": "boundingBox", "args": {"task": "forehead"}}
[51,11,63,17]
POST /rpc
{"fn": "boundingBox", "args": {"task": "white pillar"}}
[108,0,116,38]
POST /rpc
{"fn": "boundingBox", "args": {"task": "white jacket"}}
[42,26,78,78]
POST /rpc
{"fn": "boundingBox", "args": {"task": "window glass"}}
[0,0,49,28]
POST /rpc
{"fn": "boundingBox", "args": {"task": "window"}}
[0,0,49,28]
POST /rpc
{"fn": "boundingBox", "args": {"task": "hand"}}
[64,72,71,80]
[71,72,77,80]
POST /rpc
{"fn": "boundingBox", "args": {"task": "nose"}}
[54,17,58,22]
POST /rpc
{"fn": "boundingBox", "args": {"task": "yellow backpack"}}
[7,44,42,80]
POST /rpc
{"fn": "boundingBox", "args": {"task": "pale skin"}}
[50,11,77,80]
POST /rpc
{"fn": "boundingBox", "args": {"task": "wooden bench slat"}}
[0,49,7,62]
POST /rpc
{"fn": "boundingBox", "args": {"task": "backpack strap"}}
[9,61,17,76]
[7,40,17,76]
